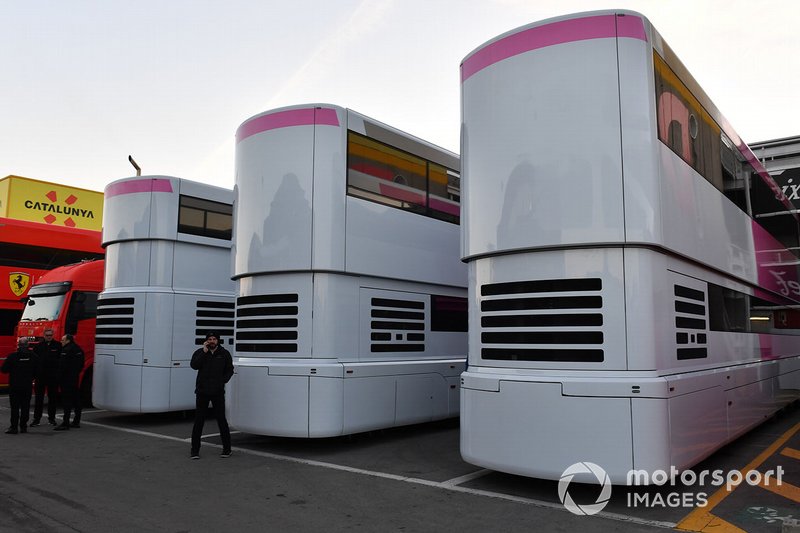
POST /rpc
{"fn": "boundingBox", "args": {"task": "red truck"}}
[15,260,104,403]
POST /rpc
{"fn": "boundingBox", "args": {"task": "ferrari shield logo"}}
[9,272,31,297]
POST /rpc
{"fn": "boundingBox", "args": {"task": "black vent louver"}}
[194,300,235,345]
[235,294,299,353]
[370,297,426,352]
[480,278,604,362]
[95,297,135,345]
[674,285,708,360]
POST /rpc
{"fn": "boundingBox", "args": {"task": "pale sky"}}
[2,0,799,193]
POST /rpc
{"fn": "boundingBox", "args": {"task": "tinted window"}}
[347,132,460,224]
[750,174,800,254]
[431,295,467,332]
[708,282,800,335]
[654,51,798,256]
[654,53,722,189]
[178,195,233,240]
[428,164,460,223]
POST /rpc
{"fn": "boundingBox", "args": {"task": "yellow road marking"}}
[780,447,800,461]
[758,477,800,503]
[676,514,747,533]
[676,422,800,532]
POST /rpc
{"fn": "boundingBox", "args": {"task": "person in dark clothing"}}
[31,328,61,426]
[2,338,38,434]
[53,334,84,431]
[190,331,234,459]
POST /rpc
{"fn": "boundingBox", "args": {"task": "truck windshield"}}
[20,294,67,322]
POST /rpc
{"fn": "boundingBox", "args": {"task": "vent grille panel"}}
[236,294,299,353]
[674,284,708,360]
[370,297,426,353]
[96,297,135,346]
[194,300,235,345]
[480,278,604,363]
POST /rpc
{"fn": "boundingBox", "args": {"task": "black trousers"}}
[60,381,82,425]
[33,379,59,422]
[191,393,231,454]
[9,389,32,430]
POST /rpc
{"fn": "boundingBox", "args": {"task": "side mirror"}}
[65,320,78,335]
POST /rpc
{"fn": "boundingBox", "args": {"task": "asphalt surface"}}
[0,395,798,533]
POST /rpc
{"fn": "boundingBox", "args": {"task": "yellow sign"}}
[0,175,103,230]
[9,272,30,297]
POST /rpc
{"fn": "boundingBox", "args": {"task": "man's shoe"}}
[220,450,232,458]
[19,427,27,433]
[48,419,57,426]
[30,420,40,427]
[5,427,17,434]
[53,425,69,431]
[69,422,80,428]
[190,453,200,460]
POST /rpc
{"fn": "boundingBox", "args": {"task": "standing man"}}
[31,329,61,426]
[1,338,38,434]
[53,334,84,431]
[190,331,233,459]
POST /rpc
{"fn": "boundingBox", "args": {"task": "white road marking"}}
[441,468,491,487]
[201,430,243,438]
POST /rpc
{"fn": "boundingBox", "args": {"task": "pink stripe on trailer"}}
[236,107,340,143]
[461,13,647,82]
[105,178,174,198]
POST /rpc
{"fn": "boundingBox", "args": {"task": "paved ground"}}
[0,395,797,532]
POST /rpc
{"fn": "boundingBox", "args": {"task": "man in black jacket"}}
[31,328,61,426]
[1,338,38,434]
[53,334,84,431]
[190,331,233,459]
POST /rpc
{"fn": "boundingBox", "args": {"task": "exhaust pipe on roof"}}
[128,155,141,176]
